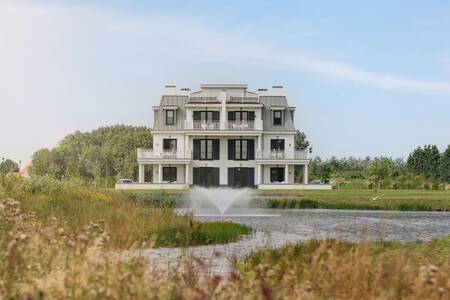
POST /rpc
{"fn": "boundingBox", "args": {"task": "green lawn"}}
[118,188,450,211]
[255,189,450,211]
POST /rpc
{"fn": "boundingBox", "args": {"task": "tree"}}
[0,158,19,174]
[368,157,394,191]
[407,145,441,180]
[30,125,152,183]
[294,130,310,150]
[440,145,450,183]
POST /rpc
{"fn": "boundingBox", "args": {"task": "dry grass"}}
[0,197,449,299]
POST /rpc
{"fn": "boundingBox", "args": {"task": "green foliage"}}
[407,145,441,180]
[31,125,152,185]
[309,144,450,187]
[118,190,178,208]
[440,145,450,182]
[368,157,394,191]
[294,129,310,150]
[0,158,19,174]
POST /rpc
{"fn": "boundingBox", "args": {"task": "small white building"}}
[119,84,331,190]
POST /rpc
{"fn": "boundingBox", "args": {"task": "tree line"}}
[2,126,449,188]
[310,144,450,189]
[30,125,152,186]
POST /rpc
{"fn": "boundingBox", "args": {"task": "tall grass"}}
[0,196,448,299]
[0,175,250,248]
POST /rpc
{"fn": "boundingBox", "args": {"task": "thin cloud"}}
[2,1,450,95]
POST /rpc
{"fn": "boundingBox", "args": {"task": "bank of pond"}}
[120,189,450,212]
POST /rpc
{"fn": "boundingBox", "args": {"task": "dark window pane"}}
[163,139,177,150]
[273,110,282,125]
[166,110,175,125]
[163,167,177,182]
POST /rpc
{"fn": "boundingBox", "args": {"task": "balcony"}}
[185,120,263,131]
[188,96,219,103]
[137,149,191,160]
[257,150,309,160]
[227,96,259,103]
[227,121,255,130]
[192,121,220,130]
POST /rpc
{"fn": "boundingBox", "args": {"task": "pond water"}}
[196,208,450,242]
[139,209,450,276]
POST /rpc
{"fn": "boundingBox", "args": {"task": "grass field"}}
[116,188,450,211]
[256,189,450,211]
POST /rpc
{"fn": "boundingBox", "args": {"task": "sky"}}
[1,0,450,166]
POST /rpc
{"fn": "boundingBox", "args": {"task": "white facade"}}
[132,84,324,189]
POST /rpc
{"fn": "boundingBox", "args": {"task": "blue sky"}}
[1,0,450,166]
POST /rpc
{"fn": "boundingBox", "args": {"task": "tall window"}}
[273,110,283,125]
[193,139,220,160]
[228,139,254,160]
[193,111,220,122]
[235,140,248,160]
[163,167,177,182]
[166,110,175,125]
[163,139,177,151]
[228,111,255,122]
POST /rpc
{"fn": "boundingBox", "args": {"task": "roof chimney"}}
[164,85,176,95]
[257,88,269,96]
[179,87,190,95]
[272,85,284,96]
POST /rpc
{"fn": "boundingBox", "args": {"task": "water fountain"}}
[183,187,279,217]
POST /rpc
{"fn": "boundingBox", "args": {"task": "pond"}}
[139,209,450,275]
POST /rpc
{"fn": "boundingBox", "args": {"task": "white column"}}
[256,165,261,185]
[219,90,227,130]
[185,135,190,158]
[158,164,163,183]
[185,163,189,185]
[285,164,289,184]
[138,164,144,183]
[303,164,309,184]
[257,134,262,158]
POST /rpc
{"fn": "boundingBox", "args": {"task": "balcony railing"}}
[192,121,220,130]
[137,149,191,160]
[185,120,263,130]
[257,150,309,160]
[188,96,219,103]
[227,96,259,103]
[227,121,255,130]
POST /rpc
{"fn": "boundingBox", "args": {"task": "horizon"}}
[1,0,450,166]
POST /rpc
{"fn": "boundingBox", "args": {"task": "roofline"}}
[200,84,248,89]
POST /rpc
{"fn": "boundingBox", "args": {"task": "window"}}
[271,139,285,151]
[228,139,254,160]
[270,167,285,183]
[166,110,175,125]
[193,139,220,160]
[193,111,220,122]
[228,111,255,122]
[163,139,177,151]
[273,110,283,125]
[163,167,177,182]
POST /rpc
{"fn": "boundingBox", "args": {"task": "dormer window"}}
[166,110,175,125]
[273,110,283,125]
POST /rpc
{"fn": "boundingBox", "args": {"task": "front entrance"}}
[228,167,255,188]
[193,167,220,187]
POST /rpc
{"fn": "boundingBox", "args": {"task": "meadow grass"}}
[1,196,448,299]
[0,176,250,249]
